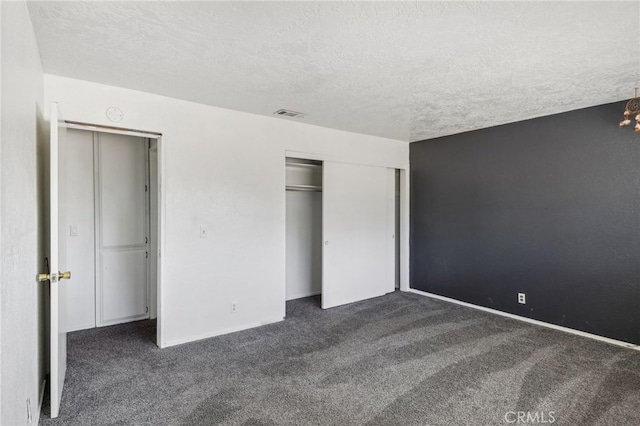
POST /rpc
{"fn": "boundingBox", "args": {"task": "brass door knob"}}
[37,271,71,282]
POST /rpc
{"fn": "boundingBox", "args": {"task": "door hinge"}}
[145,185,148,192]
[146,306,148,314]
[145,237,148,244]
[145,251,148,259]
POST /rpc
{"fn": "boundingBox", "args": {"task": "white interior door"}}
[322,162,393,309]
[95,133,149,326]
[49,102,69,418]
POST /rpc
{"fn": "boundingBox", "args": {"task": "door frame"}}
[65,121,165,347]
[283,150,410,303]
[93,132,151,327]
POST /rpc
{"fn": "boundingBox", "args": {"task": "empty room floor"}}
[40,292,640,425]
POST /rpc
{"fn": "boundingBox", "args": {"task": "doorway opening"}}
[64,127,160,345]
[285,155,404,316]
[285,158,323,311]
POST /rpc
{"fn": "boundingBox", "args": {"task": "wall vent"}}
[274,109,307,119]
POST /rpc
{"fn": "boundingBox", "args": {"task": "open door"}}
[38,102,70,418]
[322,161,393,309]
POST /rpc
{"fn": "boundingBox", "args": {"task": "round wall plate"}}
[106,106,124,122]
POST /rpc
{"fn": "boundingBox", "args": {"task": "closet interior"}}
[285,158,323,304]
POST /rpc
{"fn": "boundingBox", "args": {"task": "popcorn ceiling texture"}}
[28,1,640,142]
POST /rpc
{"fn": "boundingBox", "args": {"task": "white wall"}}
[1,4,4,419]
[0,1,45,424]
[44,75,409,347]
[1,3,4,419]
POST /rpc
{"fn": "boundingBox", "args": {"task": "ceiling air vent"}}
[274,109,307,119]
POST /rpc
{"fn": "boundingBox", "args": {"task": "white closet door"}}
[385,168,397,293]
[96,133,149,326]
[322,161,393,309]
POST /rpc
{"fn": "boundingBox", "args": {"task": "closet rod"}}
[286,185,322,192]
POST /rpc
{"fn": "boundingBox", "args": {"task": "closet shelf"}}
[286,162,322,168]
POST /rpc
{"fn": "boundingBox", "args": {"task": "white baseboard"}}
[408,288,640,351]
[162,316,284,348]
[65,321,97,333]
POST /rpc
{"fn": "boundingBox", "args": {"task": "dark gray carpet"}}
[40,292,640,425]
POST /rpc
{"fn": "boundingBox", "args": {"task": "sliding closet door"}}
[322,161,392,309]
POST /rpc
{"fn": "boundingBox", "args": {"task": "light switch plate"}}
[70,225,78,237]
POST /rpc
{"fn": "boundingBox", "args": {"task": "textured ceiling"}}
[28,1,640,142]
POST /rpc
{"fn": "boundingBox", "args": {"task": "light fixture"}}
[619,88,640,132]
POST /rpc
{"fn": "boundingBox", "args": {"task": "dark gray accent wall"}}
[410,101,640,345]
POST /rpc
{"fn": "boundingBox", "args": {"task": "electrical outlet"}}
[230,302,238,313]
[518,293,526,304]
[200,226,208,238]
